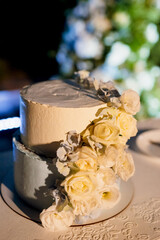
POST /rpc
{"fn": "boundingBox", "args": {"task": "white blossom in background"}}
[145,23,159,44]
[139,47,150,60]
[106,42,131,67]
[91,67,113,82]
[125,77,140,93]
[156,0,160,8]
[91,64,122,83]
[147,96,160,117]
[137,71,155,91]
[75,33,103,59]
[150,66,160,78]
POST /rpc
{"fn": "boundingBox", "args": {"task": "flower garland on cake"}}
[40,71,140,232]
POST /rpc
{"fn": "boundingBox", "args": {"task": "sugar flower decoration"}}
[40,71,140,232]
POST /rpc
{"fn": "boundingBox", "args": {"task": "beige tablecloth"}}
[0,118,160,240]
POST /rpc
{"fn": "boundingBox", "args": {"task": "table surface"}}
[0,118,160,240]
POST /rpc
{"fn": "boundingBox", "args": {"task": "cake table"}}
[0,118,160,240]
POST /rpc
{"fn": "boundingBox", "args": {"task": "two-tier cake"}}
[13,71,140,232]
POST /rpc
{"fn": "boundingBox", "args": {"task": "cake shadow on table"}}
[1,168,41,223]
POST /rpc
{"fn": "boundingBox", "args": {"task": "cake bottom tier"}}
[13,132,133,222]
[13,132,64,211]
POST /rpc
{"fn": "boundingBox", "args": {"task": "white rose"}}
[116,111,138,140]
[40,205,75,232]
[95,168,116,188]
[71,197,99,216]
[120,89,140,115]
[97,107,137,141]
[75,146,98,171]
[90,119,120,146]
[61,171,103,216]
[114,150,135,181]
[98,145,119,168]
[61,171,95,200]
[100,185,121,209]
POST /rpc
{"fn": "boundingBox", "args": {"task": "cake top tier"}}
[21,79,104,108]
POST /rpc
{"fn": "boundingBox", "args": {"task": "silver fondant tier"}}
[13,132,64,211]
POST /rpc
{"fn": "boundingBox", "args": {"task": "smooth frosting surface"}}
[21,79,103,108]
[20,79,106,157]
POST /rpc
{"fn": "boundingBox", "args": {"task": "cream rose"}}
[92,119,120,145]
[75,146,98,171]
[120,89,140,115]
[40,205,75,232]
[95,168,116,188]
[71,197,99,216]
[116,111,137,139]
[114,150,135,181]
[82,119,120,147]
[61,171,95,200]
[97,107,137,141]
[100,185,121,209]
[98,145,119,168]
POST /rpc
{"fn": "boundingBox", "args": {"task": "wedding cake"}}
[13,70,140,232]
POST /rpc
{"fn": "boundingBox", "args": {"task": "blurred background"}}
[0,0,160,152]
